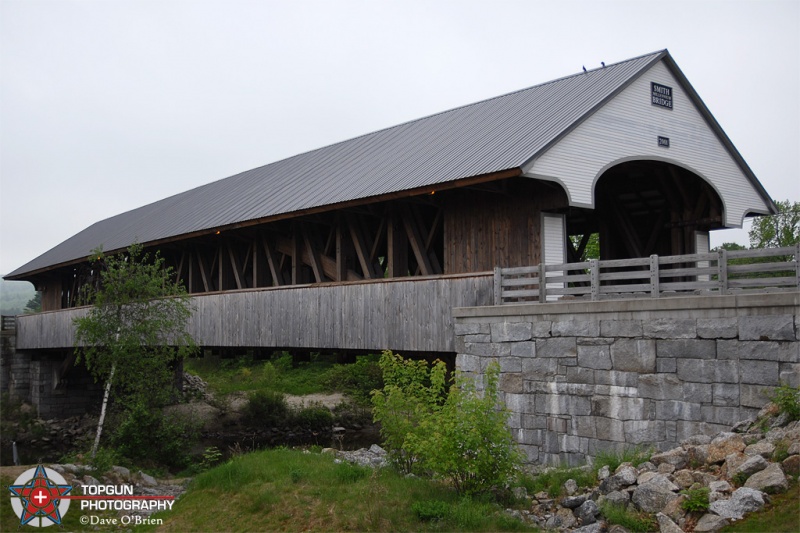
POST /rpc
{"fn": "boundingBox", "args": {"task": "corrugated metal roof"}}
[8,51,668,279]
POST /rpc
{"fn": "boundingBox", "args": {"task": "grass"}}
[185,353,337,396]
[599,501,657,532]
[139,447,533,532]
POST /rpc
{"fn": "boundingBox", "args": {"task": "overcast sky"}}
[1,0,798,279]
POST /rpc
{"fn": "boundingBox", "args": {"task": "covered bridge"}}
[4,49,788,419]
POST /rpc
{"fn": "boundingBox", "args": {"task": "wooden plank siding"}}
[16,273,493,353]
[443,180,568,274]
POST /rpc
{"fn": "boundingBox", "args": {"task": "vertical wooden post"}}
[538,263,546,303]
[387,208,408,278]
[718,248,728,295]
[650,254,660,298]
[493,267,502,305]
[795,243,800,291]
[590,259,599,301]
[291,226,301,285]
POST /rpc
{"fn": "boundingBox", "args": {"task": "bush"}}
[412,500,450,521]
[769,383,800,421]
[372,351,523,495]
[292,404,333,432]
[406,361,524,495]
[245,389,290,426]
[324,355,383,404]
[111,401,198,469]
[371,351,448,473]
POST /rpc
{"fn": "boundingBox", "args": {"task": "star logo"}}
[8,465,72,528]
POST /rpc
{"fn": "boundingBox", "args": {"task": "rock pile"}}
[182,372,213,402]
[327,443,389,468]
[511,402,799,532]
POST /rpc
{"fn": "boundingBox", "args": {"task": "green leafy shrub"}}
[681,487,710,512]
[769,383,800,421]
[111,401,197,469]
[732,471,750,487]
[372,351,523,495]
[245,389,289,426]
[371,350,448,473]
[405,362,524,495]
[412,500,450,521]
[292,404,334,432]
[324,355,383,404]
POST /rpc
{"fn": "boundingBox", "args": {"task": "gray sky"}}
[1,0,799,278]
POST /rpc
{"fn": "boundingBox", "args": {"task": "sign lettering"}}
[658,136,670,148]
[651,82,673,109]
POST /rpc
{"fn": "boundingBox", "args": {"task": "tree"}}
[23,292,41,313]
[749,200,800,249]
[73,243,196,459]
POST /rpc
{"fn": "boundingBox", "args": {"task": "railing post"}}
[538,263,546,303]
[650,254,659,298]
[795,243,800,291]
[718,249,728,295]
[590,259,599,301]
[493,267,502,306]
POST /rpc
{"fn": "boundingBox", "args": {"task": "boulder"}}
[651,447,688,470]
[709,487,766,520]
[656,512,684,533]
[600,490,630,508]
[731,455,769,477]
[672,469,695,489]
[561,495,587,509]
[137,471,158,487]
[545,507,577,529]
[631,480,679,513]
[563,478,579,496]
[707,433,746,464]
[744,463,788,493]
[693,513,730,533]
[782,454,800,475]
[744,440,775,458]
[574,499,600,525]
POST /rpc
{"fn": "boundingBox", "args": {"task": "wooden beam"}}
[302,226,325,283]
[227,244,244,289]
[401,205,433,276]
[261,235,285,286]
[197,253,211,292]
[347,214,376,278]
[387,208,408,277]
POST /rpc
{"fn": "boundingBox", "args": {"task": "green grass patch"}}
[185,352,382,402]
[185,353,336,396]
[520,466,596,498]
[141,447,533,532]
[599,501,657,532]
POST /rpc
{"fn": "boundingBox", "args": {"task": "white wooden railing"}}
[493,245,800,305]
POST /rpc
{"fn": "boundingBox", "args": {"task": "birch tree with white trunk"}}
[73,243,196,460]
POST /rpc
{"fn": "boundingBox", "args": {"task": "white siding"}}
[525,60,771,227]
[542,213,566,300]
[696,231,710,281]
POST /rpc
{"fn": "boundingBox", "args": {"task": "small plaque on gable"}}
[651,82,673,109]
[658,136,670,148]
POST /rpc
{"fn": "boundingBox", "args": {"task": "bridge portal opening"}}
[566,160,725,262]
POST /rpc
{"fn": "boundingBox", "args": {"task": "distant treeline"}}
[0,280,35,316]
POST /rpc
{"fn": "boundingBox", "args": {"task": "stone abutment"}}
[453,292,799,466]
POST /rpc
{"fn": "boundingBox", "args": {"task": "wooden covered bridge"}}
[3,49,785,419]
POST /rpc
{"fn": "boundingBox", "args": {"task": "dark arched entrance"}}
[566,160,725,261]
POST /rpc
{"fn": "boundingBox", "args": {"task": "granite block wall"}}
[453,293,800,466]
